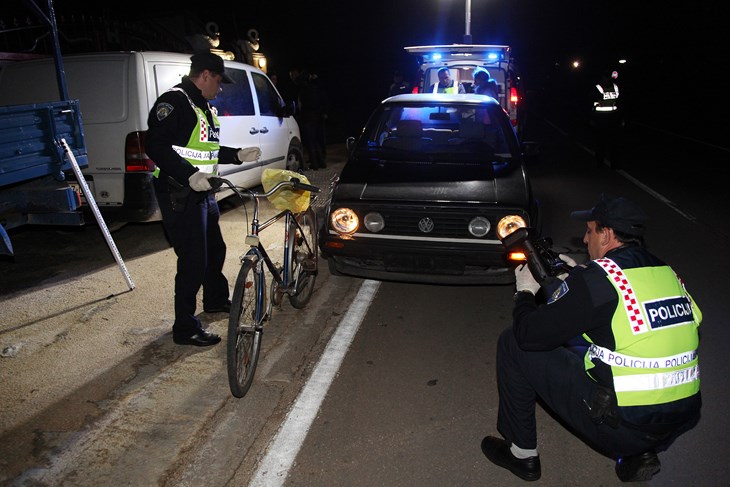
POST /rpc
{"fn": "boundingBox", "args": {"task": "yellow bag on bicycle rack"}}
[261,168,311,213]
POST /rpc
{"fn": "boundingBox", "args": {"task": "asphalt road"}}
[1,115,728,486]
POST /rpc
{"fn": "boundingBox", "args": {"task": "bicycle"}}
[211,173,320,398]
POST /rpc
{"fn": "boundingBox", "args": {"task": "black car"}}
[319,94,541,284]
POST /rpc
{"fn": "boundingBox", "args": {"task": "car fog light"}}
[468,216,491,237]
[331,207,359,235]
[363,212,385,233]
[497,215,527,239]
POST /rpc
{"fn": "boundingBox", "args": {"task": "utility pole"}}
[464,0,472,43]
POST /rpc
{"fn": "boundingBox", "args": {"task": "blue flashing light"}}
[432,53,442,61]
[487,52,499,61]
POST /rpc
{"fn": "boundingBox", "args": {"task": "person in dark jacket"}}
[146,52,260,346]
[481,193,701,482]
[472,67,499,99]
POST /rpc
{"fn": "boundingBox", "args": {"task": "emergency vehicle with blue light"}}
[404,44,522,137]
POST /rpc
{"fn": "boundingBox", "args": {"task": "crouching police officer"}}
[146,52,261,346]
[481,193,701,482]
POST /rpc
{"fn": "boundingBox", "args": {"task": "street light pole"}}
[464,0,472,43]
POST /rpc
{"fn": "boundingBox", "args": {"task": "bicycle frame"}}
[238,185,316,320]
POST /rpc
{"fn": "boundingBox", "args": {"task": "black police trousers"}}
[155,186,230,334]
[495,328,678,459]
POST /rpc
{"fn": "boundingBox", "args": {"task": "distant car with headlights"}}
[319,93,541,284]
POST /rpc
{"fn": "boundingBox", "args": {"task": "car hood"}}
[335,155,529,205]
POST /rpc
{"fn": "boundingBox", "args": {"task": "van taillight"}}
[510,87,519,104]
[125,131,155,172]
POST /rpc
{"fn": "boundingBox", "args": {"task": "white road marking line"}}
[249,279,381,487]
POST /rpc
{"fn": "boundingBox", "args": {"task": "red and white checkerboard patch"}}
[596,258,648,334]
[200,119,208,141]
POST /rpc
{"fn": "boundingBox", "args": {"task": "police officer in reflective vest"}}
[591,70,624,169]
[146,52,261,347]
[481,193,701,482]
[428,67,466,94]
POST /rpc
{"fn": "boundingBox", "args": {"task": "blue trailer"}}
[0,100,88,255]
[0,0,88,256]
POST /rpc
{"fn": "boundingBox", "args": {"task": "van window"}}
[251,72,282,117]
[153,63,188,99]
[210,68,255,116]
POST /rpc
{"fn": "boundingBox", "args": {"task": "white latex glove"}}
[515,263,541,295]
[556,254,577,281]
[188,171,213,192]
[237,147,261,163]
[558,254,577,267]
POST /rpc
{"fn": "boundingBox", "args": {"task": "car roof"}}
[382,93,501,105]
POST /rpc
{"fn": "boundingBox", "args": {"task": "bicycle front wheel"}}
[288,207,318,309]
[227,257,264,398]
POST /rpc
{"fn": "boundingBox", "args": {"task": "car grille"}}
[355,205,524,240]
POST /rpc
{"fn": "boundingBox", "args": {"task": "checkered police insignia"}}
[548,280,569,304]
[156,103,174,121]
[596,258,649,334]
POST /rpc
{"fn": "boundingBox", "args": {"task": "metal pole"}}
[61,138,136,290]
[464,0,472,44]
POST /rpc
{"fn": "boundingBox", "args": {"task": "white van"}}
[0,51,303,223]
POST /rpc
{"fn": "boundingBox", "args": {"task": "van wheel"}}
[286,142,303,172]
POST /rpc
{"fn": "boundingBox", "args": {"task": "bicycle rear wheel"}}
[227,258,264,398]
[288,207,318,309]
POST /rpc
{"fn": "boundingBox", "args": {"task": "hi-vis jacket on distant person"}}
[594,79,620,112]
[593,70,621,113]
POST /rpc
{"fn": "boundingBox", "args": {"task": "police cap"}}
[571,193,647,237]
[190,52,233,84]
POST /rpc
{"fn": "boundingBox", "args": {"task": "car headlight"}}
[496,215,527,240]
[363,212,385,233]
[330,207,359,235]
[468,216,491,237]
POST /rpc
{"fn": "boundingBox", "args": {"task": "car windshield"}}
[359,102,516,172]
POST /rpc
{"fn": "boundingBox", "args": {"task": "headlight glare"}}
[331,208,359,235]
[496,215,527,239]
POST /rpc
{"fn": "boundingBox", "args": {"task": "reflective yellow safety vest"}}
[153,87,221,178]
[584,258,701,407]
[594,83,619,112]
[432,81,459,94]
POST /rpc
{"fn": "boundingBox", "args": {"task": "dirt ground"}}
[0,149,346,483]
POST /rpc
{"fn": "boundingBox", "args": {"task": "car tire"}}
[327,257,344,277]
[286,140,304,172]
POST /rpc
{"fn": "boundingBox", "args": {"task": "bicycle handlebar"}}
[209,176,320,197]
[288,177,320,193]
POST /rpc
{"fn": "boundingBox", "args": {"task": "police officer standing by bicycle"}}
[146,52,261,347]
[481,193,701,482]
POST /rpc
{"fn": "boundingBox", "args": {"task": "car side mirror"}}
[276,102,294,118]
[346,136,356,153]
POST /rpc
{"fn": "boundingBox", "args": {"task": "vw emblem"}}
[418,217,434,233]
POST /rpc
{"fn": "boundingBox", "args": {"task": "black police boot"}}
[615,450,660,482]
[481,436,541,481]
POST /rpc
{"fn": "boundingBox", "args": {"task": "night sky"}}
[4,1,726,142]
